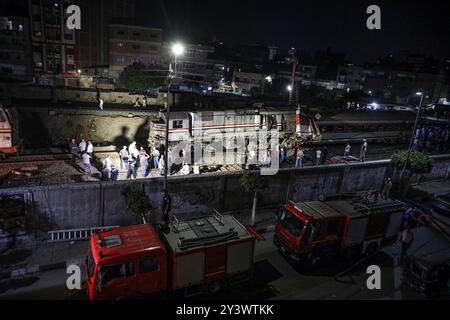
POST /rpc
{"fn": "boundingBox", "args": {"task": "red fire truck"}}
[273,196,405,266]
[86,212,255,300]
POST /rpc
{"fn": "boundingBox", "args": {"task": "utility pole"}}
[289,56,297,105]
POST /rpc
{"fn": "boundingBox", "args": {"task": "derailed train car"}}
[148,103,319,149]
[0,105,18,159]
[315,110,416,144]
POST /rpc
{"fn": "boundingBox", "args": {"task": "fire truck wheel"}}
[207,280,223,294]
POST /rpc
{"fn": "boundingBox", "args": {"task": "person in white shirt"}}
[344,143,351,157]
[152,147,160,169]
[87,141,93,155]
[158,155,165,176]
[316,149,322,166]
[360,139,368,162]
[82,153,92,174]
[181,163,190,175]
[99,98,104,110]
[103,156,112,170]
[79,139,87,154]
[119,146,129,169]
[193,163,200,174]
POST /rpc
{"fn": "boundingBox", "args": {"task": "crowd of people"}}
[69,138,95,174]
[412,125,450,153]
[267,139,369,169]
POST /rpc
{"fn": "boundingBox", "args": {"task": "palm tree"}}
[240,171,268,227]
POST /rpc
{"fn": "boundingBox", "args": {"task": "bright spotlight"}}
[172,43,185,56]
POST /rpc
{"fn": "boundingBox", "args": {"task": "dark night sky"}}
[135,0,450,63]
[1,0,449,63]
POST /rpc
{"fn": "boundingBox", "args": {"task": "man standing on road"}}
[69,138,78,162]
[360,139,368,162]
[161,190,172,231]
[399,225,414,261]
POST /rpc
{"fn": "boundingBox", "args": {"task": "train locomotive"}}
[148,103,319,149]
[149,100,417,150]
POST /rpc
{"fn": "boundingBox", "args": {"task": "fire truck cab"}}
[274,197,405,266]
[86,224,167,300]
[86,213,255,300]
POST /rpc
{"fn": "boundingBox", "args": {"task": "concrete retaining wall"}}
[2,156,450,231]
[16,107,157,147]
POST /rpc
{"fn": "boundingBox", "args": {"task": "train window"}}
[368,126,376,131]
[201,112,213,122]
[268,115,277,130]
[0,112,6,122]
[336,126,344,132]
[347,126,353,132]
[172,120,183,129]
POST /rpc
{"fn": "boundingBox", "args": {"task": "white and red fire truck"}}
[273,196,406,266]
[86,212,255,300]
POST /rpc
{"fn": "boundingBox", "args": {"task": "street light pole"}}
[399,92,424,182]
[164,77,171,190]
[164,43,184,191]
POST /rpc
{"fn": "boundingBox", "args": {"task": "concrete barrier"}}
[2,155,450,231]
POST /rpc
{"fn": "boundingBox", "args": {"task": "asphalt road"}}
[0,230,430,300]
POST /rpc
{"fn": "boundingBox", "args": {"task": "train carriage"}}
[148,104,319,149]
[315,110,416,144]
[0,105,18,158]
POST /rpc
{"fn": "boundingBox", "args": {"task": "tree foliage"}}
[240,171,268,194]
[118,64,166,91]
[121,184,153,218]
[391,150,434,174]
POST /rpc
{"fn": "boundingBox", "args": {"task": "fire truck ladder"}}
[356,200,405,215]
[47,226,119,243]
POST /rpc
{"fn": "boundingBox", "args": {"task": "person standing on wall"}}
[360,139,368,162]
[161,189,172,232]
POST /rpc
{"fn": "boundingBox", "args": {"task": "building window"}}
[132,31,140,36]
[132,44,140,50]
[150,33,158,39]
[117,30,125,35]
[116,56,125,63]
[117,42,124,47]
